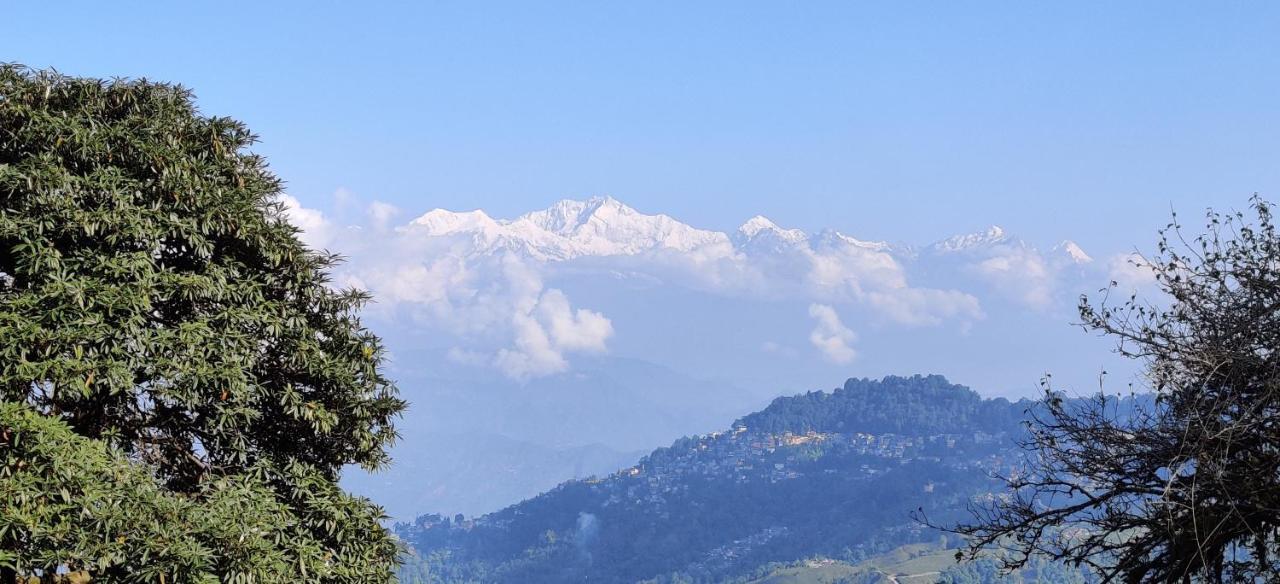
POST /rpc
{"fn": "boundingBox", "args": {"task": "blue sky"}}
[7,2,1280,250]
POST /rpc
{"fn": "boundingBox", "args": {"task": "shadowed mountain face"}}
[394,375,1079,583]
[342,433,643,519]
[344,357,767,518]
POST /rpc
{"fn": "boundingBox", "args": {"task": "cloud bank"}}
[808,304,857,363]
[280,193,1116,379]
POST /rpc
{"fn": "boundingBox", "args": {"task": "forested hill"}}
[396,375,1082,583]
[734,374,1029,436]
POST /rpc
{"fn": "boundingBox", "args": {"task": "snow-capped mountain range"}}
[402,195,1092,265]
[408,196,729,261]
[283,193,1138,390]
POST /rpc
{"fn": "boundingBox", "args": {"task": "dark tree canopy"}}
[949,197,1280,583]
[736,375,1025,437]
[0,65,405,581]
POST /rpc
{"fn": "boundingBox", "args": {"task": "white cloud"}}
[367,201,400,231]
[274,194,1127,380]
[277,194,615,380]
[807,244,906,297]
[807,240,983,326]
[536,289,613,353]
[278,194,335,249]
[1107,252,1158,293]
[967,245,1055,310]
[808,304,857,364]
[491,260,613,380]
[373,258,469,306]
[496,311,569,380]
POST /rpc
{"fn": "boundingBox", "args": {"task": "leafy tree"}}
[2,401,395,582]
[0,65,405,581]
[948,197,1280,582]
[736,375,1024,437]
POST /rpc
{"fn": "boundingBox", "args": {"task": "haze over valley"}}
[312,195,1151,519]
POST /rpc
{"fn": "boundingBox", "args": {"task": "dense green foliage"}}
[1,401,398,582]
[396,376,1052,583]
[0,65,404,581]
[736,375,1026,437]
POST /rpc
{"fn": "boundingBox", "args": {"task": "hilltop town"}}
[396,376,1050,583]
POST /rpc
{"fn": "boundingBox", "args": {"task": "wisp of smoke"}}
[574,512,600,563]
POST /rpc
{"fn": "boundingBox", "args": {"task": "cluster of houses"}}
[686,526,791,573]
[407,426,1017,535]
[587,427,1013,508]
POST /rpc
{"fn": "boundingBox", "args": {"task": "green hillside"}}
[395,376,1093,583]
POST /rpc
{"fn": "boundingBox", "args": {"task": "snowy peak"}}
[816,229,892,253]
[1053,240,1093,264]
[522,196,728,255]
[519,196,631,235]
[403,200,1080,270]
[407,197,729,260]
[932,225,1011,253]
[738,215,779,237]
[736,215,808,245]
[408,208,500,235]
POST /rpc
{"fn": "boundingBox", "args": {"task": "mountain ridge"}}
[399,196,1081,265]
[395,374,1066,583]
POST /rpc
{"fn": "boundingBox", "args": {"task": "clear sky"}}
[6,2,1279,251]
